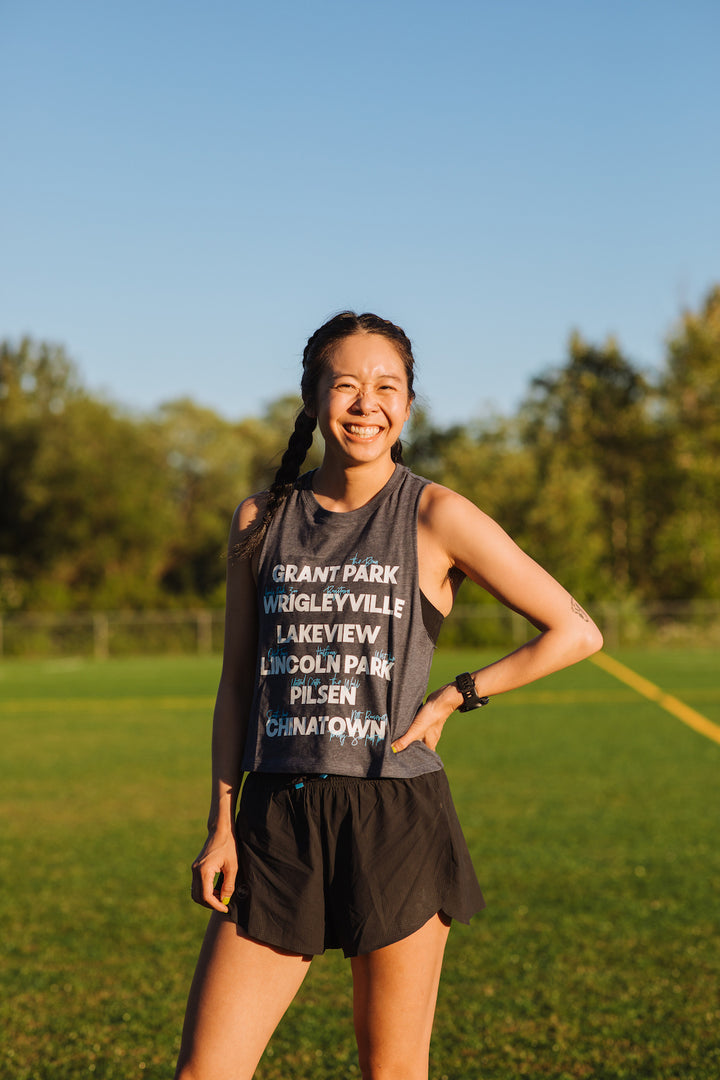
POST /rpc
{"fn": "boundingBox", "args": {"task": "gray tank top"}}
[241,465,444,778]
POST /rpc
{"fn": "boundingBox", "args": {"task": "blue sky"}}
[3,0,719,425]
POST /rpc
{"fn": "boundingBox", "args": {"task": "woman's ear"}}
[303,399,316,419]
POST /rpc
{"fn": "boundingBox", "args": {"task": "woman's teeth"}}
[346,425,381,437]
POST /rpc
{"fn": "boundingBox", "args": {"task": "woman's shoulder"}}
[232,490,270,534]
[418,481,505,555]
[227,492,273,576]
[418,479,480,521]
[233,471,311,531]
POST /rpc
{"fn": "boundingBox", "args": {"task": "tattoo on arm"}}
[570,597,590,622]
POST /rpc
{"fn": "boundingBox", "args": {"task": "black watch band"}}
[455,672,489,712]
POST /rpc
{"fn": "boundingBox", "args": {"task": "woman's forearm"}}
[206,675,252,835]
[436,620,604,717]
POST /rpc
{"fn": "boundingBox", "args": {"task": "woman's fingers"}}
[191,844,238,912]
[391,711,440,754]
[213,862,238,909]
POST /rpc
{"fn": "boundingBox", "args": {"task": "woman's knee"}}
[358,1052,429,1080]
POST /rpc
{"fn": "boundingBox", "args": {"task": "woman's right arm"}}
[190,497,262,912]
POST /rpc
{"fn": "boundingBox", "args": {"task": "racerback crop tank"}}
[241,465,445,778]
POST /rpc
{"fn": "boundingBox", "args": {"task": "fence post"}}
[600,603,620,650]
[93,613,109,660]
[196,610,213,655]
[511,612,527,645]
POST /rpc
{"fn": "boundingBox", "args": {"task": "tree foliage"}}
[1,288,719,612]
[517,333,667,598]
[654,286,720,597]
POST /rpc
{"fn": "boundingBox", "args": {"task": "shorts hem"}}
[226,895,486,960]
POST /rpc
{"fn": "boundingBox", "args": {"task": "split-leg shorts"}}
[225,768,485,958]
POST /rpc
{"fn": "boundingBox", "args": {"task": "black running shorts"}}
[225,769,485,958]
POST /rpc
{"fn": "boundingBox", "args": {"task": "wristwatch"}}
[455,672,489,712]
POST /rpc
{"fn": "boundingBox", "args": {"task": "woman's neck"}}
[311,457,397,512]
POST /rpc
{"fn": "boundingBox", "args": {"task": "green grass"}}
[1,649,719,1079]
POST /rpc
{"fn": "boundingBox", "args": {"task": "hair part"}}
[231,311,415,563]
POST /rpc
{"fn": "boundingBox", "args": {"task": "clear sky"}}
[3,0,719,425]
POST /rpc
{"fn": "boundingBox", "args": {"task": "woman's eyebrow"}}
[331,372,404,381]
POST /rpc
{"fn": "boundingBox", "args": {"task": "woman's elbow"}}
[581,621,604,657]
[557,618,603,662]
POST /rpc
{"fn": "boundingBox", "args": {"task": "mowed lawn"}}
[1,648,719,1079]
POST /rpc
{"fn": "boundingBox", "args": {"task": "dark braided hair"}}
[231,311,416,563]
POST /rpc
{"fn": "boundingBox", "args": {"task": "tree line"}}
[1,286,719,615]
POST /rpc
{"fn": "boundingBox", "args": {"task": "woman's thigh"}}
[350,912,452,1080]
[175,913,312,1080]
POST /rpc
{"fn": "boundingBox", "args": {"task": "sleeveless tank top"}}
[241,465,445,778]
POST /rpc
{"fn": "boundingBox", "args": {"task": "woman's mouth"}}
[345,424,382,438]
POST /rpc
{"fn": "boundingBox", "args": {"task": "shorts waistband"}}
[245,769,444,792]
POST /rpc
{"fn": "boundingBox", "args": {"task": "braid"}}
[230,410,316,563]
[300,322,335,401]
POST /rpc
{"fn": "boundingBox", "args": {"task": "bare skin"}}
[175,913,450,1080]
[174,918,311,1080]
[351,913,452,1079]
[175,330,603,1079]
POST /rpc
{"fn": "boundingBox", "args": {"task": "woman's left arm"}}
[392,484,604,753]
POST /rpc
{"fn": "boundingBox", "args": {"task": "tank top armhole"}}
[420,590,444,644]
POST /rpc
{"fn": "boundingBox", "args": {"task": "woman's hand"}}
[391,683,460,754]
[190,831,239,913]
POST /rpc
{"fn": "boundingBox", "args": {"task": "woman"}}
[175,312,603,1079]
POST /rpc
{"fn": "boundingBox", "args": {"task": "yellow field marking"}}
[0,696,214,715]
[0,690,642,715]
[590,652,720,747]
[2,687,720,716]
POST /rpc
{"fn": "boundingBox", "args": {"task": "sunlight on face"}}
[309,333,412,463]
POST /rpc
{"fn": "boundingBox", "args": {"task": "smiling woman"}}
[174,310,603,1080]
[306,333,413,499]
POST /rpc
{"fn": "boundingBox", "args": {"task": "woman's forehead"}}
[324,333,408,377]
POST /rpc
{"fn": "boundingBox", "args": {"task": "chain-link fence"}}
[1,601,719,659]
[0,609,222,660]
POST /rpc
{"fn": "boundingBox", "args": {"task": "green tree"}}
[9,283,718,618]
[235,394,322,495]
[406,407,608,609]
[149,398,250,604]
[519,333,663,600]
[654,286,720,597]
[405,411,549,640]
[0,339,176,610]
[150,394,324,604]
[0,339,81,604]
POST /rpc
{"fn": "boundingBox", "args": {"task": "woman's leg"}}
[350,912,451,1080]
[174,912,312,1080]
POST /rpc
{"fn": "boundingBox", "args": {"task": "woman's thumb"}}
[391,722,417,754]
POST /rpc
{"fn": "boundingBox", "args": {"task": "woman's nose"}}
[351,390,377,414]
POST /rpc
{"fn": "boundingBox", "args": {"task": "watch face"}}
[457,673,473,695]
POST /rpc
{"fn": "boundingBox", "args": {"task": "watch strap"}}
[455,671,489,712]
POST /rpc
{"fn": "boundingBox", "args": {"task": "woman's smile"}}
[309,333,412,465]
[344,423,383,438]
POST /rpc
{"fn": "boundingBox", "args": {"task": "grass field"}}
[1,648,719,1079]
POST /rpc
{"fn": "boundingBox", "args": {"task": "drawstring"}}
[293,773,329,790]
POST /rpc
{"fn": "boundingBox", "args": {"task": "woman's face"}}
[307,333,412,467]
